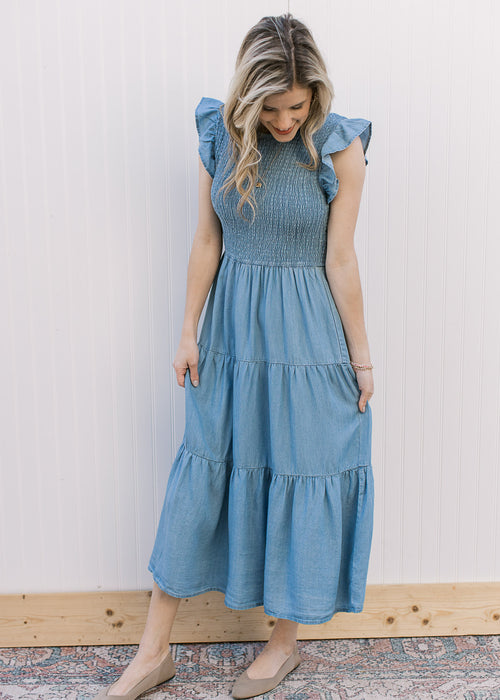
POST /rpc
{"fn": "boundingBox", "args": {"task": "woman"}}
[94,11,374,700]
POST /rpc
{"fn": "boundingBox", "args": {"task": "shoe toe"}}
[90,652,176,700]
[90,685,115,699]
[231,649,301,699]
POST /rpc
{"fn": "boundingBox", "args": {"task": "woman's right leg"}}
[106,582,181,696]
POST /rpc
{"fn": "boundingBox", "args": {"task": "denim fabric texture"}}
[148,96,374,625]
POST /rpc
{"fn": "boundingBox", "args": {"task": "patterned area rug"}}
[0,636,499,699]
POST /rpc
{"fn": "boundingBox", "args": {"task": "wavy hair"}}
[220,13,334,222]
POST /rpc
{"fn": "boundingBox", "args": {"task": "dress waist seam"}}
[223,250,325,268]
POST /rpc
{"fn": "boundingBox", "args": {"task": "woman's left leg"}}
[244,617,299,679]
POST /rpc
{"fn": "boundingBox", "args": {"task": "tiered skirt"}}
[148,251,374,625]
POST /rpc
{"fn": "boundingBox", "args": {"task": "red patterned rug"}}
[0,636,499,699]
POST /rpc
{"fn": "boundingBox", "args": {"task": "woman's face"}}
[258,84,314,141]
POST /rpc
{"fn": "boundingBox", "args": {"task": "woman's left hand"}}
[355,369,374,412]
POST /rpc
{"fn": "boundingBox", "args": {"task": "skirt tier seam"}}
[198,341,351,368]
[182,440,370,476]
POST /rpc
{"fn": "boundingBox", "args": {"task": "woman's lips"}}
[273,125,294,135]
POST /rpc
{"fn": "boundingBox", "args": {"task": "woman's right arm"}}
[172,154,223,388]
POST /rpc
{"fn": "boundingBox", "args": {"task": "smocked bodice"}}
[195,97,372,267]
[213,131,331,265]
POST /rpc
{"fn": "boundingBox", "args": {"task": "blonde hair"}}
[220,12,334,222]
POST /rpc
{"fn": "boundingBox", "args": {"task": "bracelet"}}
[350,361,373,371]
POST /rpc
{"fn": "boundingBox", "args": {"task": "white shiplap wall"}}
[0,0,499,595]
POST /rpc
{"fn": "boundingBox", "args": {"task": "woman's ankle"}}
[136,641,172,664]
[265,637,296,656]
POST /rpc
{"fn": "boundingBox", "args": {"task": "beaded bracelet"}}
[350,361,373,371]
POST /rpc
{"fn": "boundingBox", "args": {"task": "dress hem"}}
[148,564,365,626]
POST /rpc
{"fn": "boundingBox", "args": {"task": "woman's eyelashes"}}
[262,105,303,111]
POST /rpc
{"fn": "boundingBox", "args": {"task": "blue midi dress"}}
[148,96,374,625]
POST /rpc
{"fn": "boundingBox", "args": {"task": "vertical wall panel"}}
[293,0,500,585]
[0,0,499,595]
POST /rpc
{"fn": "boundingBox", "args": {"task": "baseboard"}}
[1,582,499,647]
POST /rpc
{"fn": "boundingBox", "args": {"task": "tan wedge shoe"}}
[231,643,302,699]
[92,651,176,699]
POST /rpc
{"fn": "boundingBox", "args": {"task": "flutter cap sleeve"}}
[195,96,224,178]
[319,114,372,203]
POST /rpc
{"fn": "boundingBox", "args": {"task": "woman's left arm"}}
[324,135,374,411]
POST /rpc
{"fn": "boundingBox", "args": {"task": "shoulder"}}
[317,112,372,161]
[195,97,225,178]
[316,111,372,204]
[195,96,224,135]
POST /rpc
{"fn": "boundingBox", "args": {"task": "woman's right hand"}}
[172,335,200,388]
